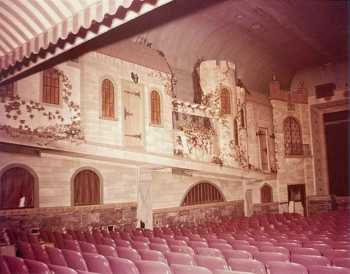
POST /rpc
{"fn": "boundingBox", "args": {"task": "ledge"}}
[0,202,137,216]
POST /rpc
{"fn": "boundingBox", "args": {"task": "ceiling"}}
[0,0,348,98]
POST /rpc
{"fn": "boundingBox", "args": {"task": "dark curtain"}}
[261,184,273,203]
[0,167,34,209]
[74,170,100,206]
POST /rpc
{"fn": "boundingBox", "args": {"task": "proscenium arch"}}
[0,163,39,208]
[70,166,103,206]
[181,181,225,206]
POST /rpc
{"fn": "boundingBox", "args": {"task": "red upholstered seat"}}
[166,251,196,266]
[132,241,150,250]
[308,265,350,274]
[46,246,68,266]
[107,257,140,274]
[150,237,167,245]
[96,244,118,257]
[138,249,167,263]
[49,264,79,274]
[222,249,252,260]
[134,260,172,274]
[228,258,266,274]
[169,245,195,255]
[167,239,188,246]
[116,247,141,262]
[171,264,212,274]
[64,240,81,252]
[333,258,350,268]
[195,255,229,271]
[291,254,330,267]
[253,251,289,264]
[194,247,223,257]
[3,255,30,274]
[62,249,89,271]
[24,259,51,274]
[266,261,308,274]
[149,243,171,254]
[31,243,50,264]
[79,241,98,254]
[18,241,35,260]
[258,246,289,257]
[83,253,113,274]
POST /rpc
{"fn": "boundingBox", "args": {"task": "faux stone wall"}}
[0,151,138,207]
[0,202,137,231]
[80,52,174,155]
[152,170,244,210]
[153,200,244,227]
[253,202,279,215]
[307,196,332,216]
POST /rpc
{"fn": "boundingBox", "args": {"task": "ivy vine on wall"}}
[0,70,84,145]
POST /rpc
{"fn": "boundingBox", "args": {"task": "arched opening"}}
[182,182,224,206]
[150,90,161,125]
[101,78,115,119]
[284,116,303,155]
[220,88,231,115]
[73,169,101,206]
[260,184,273,203]
[0,166,36,209]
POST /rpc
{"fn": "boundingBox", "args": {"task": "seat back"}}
[195,255,228,271]
[3,255,30,274]
[97,244,118,257]
[291,247,321,256]
[48,264,78,274]
[107,256,140,274]
[308,265,350,274]
[166,252,196,266]
[267,261,307,274]
[24,259,50,274]
[46,246,67,266]
[117,247,141,261]
[221,249,252,260]
[291,254,330,267]
[228,258,266,274]
[0,256,11,274]
[195,247,223,257]
[79,241,98,253]
[31,243,50,264]
[189,241,209,249]
[64,240,81,252]
[169,245,195,255]
[83,253,113,274]
[18,241,35,259]
[138,249,167,263]
[254,251,289,264]
[333,258,350,268]
[135,260,172,274]
[149,243,171,254]
[132,241,150,250]
[62,249,88,271]
[259,246,289,257]
[171,264,212,274]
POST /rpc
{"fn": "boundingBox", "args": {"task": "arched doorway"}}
[72,169,101,206]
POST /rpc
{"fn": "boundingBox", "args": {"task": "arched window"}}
[182,182,224,206]
[0,167,35,209]
[220,88,231,114]
[284,117,303,155]
[150,90,161,125]
[101,79,115,119]
[42,68,60,105]
[261,184,273,203]
[73,169,101,206]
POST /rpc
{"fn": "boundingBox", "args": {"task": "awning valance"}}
[0,0,173,83]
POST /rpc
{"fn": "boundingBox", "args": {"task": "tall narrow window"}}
[240,108,246,128]
[182,182,224,206]
[42,68,60,105]
[220,88,231,114]
[0,167,35,209]
[261,184,273,203]
[233,119,239,145]
[150,90,161,125]
[0,82,14,97]
[258,128,269,171]
[284,117,303,155]
[73,169,100,206]
[101,79,115,119]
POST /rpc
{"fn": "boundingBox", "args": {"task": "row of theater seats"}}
[7,210,350,273]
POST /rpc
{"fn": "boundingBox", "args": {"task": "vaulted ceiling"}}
[0,0,348,97]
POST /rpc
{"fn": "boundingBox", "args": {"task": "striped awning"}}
[0,0,173,83]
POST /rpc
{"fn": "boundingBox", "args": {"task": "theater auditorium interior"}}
[0,0,349,273]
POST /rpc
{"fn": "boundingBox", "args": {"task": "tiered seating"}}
[2,210,350,273]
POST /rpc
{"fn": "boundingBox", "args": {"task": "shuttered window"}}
[101,79,115,119]
[182,182,224,206]
[42,68,60,105]
[284,117,303,155]
[0,82,14,97]
[261,184,273,203]
[220,88,231,114]
[73,170,100,206]
[150,90,161,125]
[0,167,34,209]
